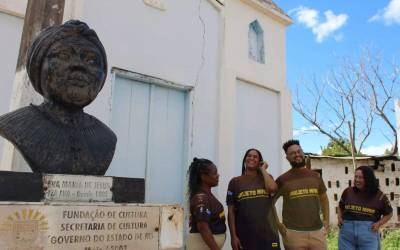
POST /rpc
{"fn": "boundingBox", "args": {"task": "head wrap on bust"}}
[26,20,108,95]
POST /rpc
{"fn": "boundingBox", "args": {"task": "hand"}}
[231,235,242,250]
[260,161,269,171]
[371,222,381,232]
[323,220,330,235]
[337,216,343,228]
[277,222,287,237]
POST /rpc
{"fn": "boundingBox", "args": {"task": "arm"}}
[337,207,344,228]
[338,189,347,228]
[228,205,242,250]
[260,162,278,193]
[197,221,220,250]
[272,178,286,236]
[371,212,393,232]
[319,192,330,232]
[272,200,287,237]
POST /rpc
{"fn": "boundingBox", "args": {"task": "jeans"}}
[338,220,380,250]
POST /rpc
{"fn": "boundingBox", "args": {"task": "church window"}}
[248,20,265,64]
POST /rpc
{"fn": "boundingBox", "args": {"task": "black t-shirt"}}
[339,187,393,222]
[189,191,226,234]
[226,174,280,250]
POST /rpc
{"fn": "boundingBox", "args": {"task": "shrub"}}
[381,229,400,250]
[327,229,338,250]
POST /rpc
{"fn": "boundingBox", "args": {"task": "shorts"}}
[186,233,226,250]
[283,227,327,250]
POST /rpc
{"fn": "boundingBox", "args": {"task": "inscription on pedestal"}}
[43,175,113,202]
[0,203,168,250]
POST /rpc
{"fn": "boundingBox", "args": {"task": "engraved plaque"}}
[43,175,113,202]
[0,203,169,250]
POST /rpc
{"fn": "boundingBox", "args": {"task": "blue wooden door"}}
[108,75,187,204]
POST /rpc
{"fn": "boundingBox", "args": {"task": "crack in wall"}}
[194,0,206,89]
[190,0,207,151]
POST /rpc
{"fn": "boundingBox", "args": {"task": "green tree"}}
[321,139,352,156]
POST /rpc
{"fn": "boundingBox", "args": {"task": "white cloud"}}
[290,6,319,28]
[289,6,348,43]
[293,125,319,136]
[360,143,392,156]
[369,0,400,25]
[334,34,344,42]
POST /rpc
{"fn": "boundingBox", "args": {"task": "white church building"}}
[0,2,293,246]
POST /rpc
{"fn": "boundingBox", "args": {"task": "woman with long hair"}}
[187,158,226,250]
[226,149,280,250]
[338,165,393,249]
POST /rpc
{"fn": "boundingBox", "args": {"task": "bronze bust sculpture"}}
[0,20,117,175]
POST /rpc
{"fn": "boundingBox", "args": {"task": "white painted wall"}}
[0,11,23,166]
[67,0,221,172]
[217,0,292,199]
[235,79,282,177]
[216,2,292,248]
[0,0,26,17]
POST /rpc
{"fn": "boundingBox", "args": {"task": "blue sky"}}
[274,0,400,155]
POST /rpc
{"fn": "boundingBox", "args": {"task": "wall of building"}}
[0,10,23,167]
[218,0,292,198]
[311,157,400,228]
[77,0,220,160]
[217,2,292,248]
[0,0,26,17]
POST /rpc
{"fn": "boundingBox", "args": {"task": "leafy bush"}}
[327,229,338,250]
[381,229,400,250]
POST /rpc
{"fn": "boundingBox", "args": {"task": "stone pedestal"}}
[0,172,183,250]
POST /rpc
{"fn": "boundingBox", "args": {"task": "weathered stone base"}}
[0,171,144,203]
[0,202,183,250]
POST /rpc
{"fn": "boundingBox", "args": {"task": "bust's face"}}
[40,36,106,108]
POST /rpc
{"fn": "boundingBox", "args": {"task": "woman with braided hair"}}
[187,158,226,250]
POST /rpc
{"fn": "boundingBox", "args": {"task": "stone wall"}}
[310,156,400,229]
